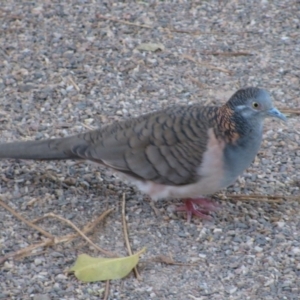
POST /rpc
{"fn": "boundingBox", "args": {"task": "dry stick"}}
[0,198,54,239]
[0,209,115,265]
[122,193,141,280]
[221,194,299,202]
[33,208,114,236]
[168,28,207,35]
[187,75,209,89]
[81,122,95,131]
[103,280,110,300]
[81,208,114,234]
[280,108,300,115]
[44,213,116,257]
[0,239,54,265]
[152,255,198,266]
[220,194,282,202]
[65,208,117,249]
[203,51,253,57]
[182,54,232,75]
[35,208,114,246]
[68,76,80,92]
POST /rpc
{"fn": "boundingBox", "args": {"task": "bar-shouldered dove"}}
[0,87,286,221]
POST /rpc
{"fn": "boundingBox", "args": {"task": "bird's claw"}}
[176,198,220,222]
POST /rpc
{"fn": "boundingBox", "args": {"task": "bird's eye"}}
[252,102,259,109]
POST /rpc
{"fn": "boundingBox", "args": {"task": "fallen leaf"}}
[69,248,146,282]
[136,42,165,52]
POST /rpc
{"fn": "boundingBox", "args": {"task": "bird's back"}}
[0,105,217,186]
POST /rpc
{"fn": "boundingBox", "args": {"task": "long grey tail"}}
[0,136,82,160]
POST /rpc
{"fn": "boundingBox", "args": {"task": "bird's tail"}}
[0,136,82,160]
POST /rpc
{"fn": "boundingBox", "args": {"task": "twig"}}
[68,76,80,92]
[0,239,54,265]
[36,208,115,248]
[145,196,160,217]
[82,208,114,233]
[167,28,209,35]
[202,51,254,57]
[0,198,54,239]
[280,108,300,115]
[152,255,198,266]
[0,209,115,265]
[219,194,300,203]
[187,75,209,89]
[81,122,95,131]
[44,213,116,257]
[103,280,110,300]
[122,193,141,280]
[182,54,232,75]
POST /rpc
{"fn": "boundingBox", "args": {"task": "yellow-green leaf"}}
[136,42,165,52]
[69,248,146,282]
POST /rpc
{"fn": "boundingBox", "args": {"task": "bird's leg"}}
[176,198,220,222]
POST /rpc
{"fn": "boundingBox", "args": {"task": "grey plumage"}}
[0,105,215,185]
[0,87,286,218]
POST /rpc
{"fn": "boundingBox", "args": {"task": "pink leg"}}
[176,198,220,222]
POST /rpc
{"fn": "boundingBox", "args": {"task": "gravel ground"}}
[0,1,299,299]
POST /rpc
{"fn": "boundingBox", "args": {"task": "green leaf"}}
[136,42,165,52]
[69,248,146,282]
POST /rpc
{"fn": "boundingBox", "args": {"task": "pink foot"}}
[176,198,220,222]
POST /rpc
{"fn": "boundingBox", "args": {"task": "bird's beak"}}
[268,107,287,122]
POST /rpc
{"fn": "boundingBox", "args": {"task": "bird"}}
[0,87,286,222]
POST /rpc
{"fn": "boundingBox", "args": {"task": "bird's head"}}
[228,87,286,123]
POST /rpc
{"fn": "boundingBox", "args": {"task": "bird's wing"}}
[69,106,214,185]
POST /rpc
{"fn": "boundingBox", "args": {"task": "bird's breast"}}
[222,129,263,187]
[195,128,227,194]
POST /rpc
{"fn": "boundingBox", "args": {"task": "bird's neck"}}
[215,105,262,145]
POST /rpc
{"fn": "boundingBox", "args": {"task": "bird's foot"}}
[176,198,220,222]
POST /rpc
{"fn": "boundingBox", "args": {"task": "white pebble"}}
[254,246,263,252]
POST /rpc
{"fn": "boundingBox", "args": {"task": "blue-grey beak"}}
[268,107,287,122]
